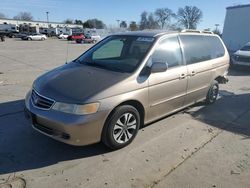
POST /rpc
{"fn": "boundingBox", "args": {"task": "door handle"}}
[179,73,186,79]
[190,71,196,76]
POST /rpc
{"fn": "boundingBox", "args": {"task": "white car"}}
[85,33,101,41]
[24,34,47,41]
[58,33,69,39]
[231,42,250,68]
[91,34,101,41]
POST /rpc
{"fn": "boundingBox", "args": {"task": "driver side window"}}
[151,36,183,68]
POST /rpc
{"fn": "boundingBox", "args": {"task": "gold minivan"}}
[25,30,229,149]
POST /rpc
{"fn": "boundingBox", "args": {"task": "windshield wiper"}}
[84,62,108,69]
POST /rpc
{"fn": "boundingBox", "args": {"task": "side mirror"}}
[151,62,168,73]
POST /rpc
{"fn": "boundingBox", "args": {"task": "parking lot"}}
[0,38,250,188]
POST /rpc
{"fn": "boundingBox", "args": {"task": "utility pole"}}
[46,11,49,28]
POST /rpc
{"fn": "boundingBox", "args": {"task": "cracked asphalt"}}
[0,38,250,188]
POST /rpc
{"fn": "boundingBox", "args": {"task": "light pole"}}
[46,11,49,28]
[215,24,219,31]
[116,20,120,28]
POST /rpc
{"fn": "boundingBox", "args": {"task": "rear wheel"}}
[206,80,219,104]
[28,37,32,41]
[102,105,140,150]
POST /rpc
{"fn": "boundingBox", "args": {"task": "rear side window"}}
[151,36,183,68]
[180,35,225,65]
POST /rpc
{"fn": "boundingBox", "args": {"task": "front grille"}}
[31,90,55,110]
[34,123,54,135]
[236,55,250,63]
[33,123,70,140]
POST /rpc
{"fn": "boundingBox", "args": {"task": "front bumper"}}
[231,59,250,67]
[25,91,109,146]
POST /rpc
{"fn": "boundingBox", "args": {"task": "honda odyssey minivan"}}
[25,30,229,149]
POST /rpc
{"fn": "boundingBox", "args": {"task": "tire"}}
[206,80,219,104]
[102,105,140,150]
[76,39,82,43]
[28,37,32,41]
[41,37,45,41]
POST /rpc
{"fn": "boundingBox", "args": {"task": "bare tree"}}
[139,11,160,30]
[13,12,33,21]
[154,8,175,29]
[147,13,160,29]
[177,6,203,29]
[0,12,6,19]
[139,11,148,30]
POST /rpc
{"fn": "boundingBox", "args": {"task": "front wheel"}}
[206,80,219,104]
[102,105,140,150]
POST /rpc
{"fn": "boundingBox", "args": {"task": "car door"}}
[179,34,213,106]
[32,34,39,40]
[147,35,188,122]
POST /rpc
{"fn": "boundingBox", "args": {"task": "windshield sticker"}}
[136,37,154,42]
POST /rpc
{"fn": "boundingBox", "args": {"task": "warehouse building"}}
[0,18,82,29]
[222,4,250,52]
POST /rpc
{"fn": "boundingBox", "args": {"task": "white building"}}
[0,18,82,29]
[222,4,250,51]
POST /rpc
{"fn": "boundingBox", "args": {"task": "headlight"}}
[52,102,100,115]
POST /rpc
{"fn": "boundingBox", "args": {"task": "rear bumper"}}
[25,91,109,146]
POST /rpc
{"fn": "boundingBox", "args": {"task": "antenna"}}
[65,40,69,64]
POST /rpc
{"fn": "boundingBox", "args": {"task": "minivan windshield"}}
[75,35,155,73]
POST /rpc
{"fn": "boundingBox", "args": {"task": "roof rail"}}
[202,30,214,34]
[181,29,201,33]
[181,29,214,34]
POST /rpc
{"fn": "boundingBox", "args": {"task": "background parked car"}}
[67,33,85,41]
[14,33,28,38]
[85,33,101,42]
[58,33,69,39]
[22,34,47,41]
[231,42,250,68]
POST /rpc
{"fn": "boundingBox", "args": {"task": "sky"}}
[0,0,250,30]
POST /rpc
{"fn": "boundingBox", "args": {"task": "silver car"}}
[25,30,229,149]
[231,42,250,68]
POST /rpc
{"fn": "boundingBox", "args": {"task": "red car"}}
[67,33,85,41]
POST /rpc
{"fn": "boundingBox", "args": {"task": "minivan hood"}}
[33,63,130,103]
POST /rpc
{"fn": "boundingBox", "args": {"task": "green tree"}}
[177,6,203,29]
[83,19,106,29]
[120,21,127,28]
[74,19,83,25]
[64,18,74,24]
[129,21,138,31]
